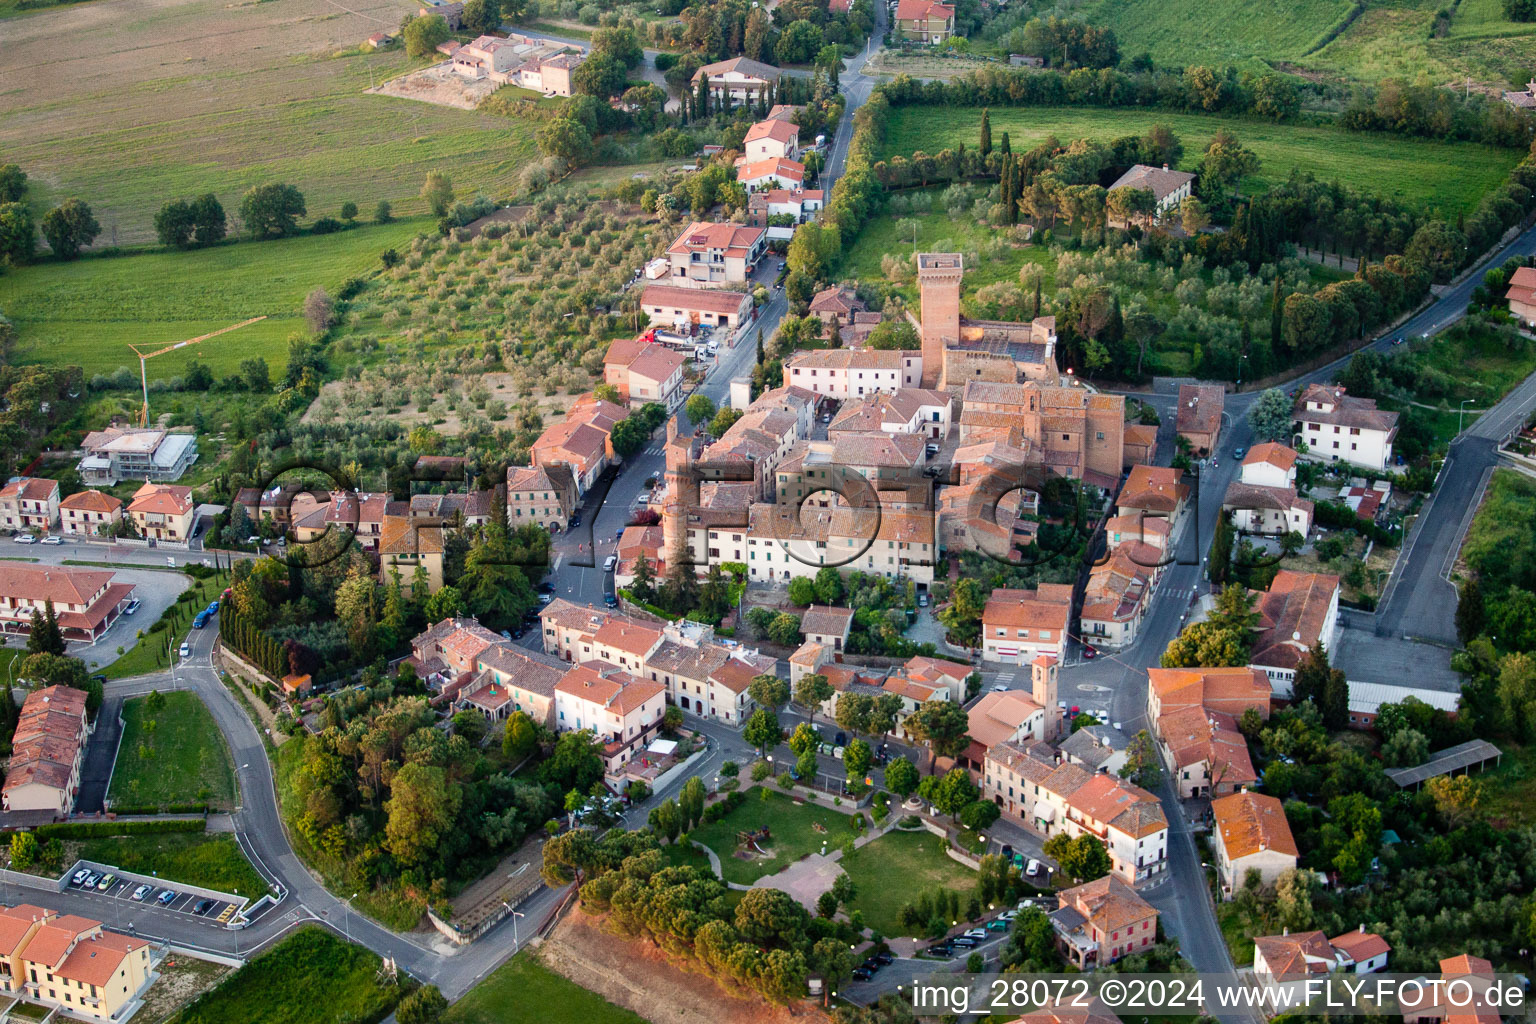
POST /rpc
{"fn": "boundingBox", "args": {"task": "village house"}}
[0,566,133,643]
[554,663,666,773]
[321,491,389,551]
[743,501,937,587]
[0,478,60,534]
[1146,665,1272,722]
[1156,706,1256,798]
[980,584,1073,664]
[902,655,972,703]
[407,616,506,694]
[1057,722,1131,776]
[57,491,122,539]
[1502,78,1536,110]
[640,284,754,332]
[0,905,155,1021]
[1175,383,1223,455]
[126,482,194,543]
[1249,570,1341,696]
[77,427,197,486]
[1210,789,1298,896]
[1106,164,1196,223]
[960,690,1048,771]
[690,57,781,104]
[408,490,493,530]
[1505,266,1536,326]
[799,605,854,652]
[783,348,924,397]
[1292,383,1398,472]
[1049,876,1159,967]
[666,222,768,285]
[530,394,626,494]
[742,118,800,162]
[1103,513,1169,555]
[515,52,584,96]
[1122,422,1158,467]
[1116,464,1189,523]
[1,687,91,815]
[603,338,688,411]
[459,645,565,728]
[808,286,865,328]
[1224,442,1313,537]
[419,0,463,28]
[506,464,577,532]
[894,0,956,42]
[747,189,825,239]
[1252,928,1391,986]
[1079,543,1160,649]
[378,514,445,591]
[737,157,806,192]
[828,389,952,440]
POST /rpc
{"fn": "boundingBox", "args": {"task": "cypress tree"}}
[1270,275,1284,346]
[1000,130,1011,156]
[979,108,992,158]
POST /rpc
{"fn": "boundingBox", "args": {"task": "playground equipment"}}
[737,827,772,854]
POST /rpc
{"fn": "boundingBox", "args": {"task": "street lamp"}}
[1459,399,1475,434]
[342,893,356,944]
[502,902,527,945]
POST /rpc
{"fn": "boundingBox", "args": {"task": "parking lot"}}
[67,869,243,926]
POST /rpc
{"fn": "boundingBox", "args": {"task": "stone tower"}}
[1032,654,1060,743]
[662,415,697,572]
[916,253,963,389]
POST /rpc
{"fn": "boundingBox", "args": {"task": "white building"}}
[690,56,781,104]
[783,349,924,398]
[1293,384,1399,472]
[1249,570,1341,697]
[77,428,198,485]
[666,222,767,285]
[741,118,800,163]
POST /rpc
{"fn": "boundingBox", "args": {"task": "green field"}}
[839,829,977,937]
[672,788,863,886]
[75,831,269,897]
[443,951,648,1024]
[108,691,237,809]
[1303,0,1536,88]
[879,106,1521,215]
[1077,0,1353,71]
[0,220,427,381]
[169,927,400,1024]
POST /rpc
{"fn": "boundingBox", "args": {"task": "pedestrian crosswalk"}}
[643,445,666,456]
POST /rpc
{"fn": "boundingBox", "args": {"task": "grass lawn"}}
[74,832,269,898]
[1472,741,1535,827]
[1077,0,1352,72]
[839,201,1055,309]
[878,106,1520,215]
[839,829,977,937]
[443,950,648,1024]
[682,788,863,886]
[0,220,428,382]
[168,927,399,1024]
[108,691,237,810]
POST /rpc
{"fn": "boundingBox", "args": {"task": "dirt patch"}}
[540,908,829,1024]
[136,953,231,1024]
[370,62,499,110]
[866,49,1000,80]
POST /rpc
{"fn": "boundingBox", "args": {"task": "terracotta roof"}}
[592,617,664,659]
[1156,707,1255,785]
[1066,772,1166,838]
[1329,927,1391,963]
[627,345,687,385]
[691,56,781,82]
[737,157,805,184]
[982,587,1072,632]
[903,655,968,686]
[1253,930,1334,978]
[379,514,443,555]
[640,284,752,316]
[745,118,799,146]
[709,651,775,694]
[58,489,121,514]
[127,482,192,516]
[1294,384,1399,434]
[667,221,765,259]
[965,690,1043,750]
[1250,570,1339,670]
[1212,790,1297,861]
[1147,666,1270,718]
[799,604,854,638]
[1060,875,1157,933]
[21,915,103,970]
[1441,954,1495,976]
[1123,423,1158,448]
[647,639,731,681]
[0,478,58,501]
[1118,465,1188,514]
[1176,384,1224,437]
[1107,163,1197,203]
[557,664,664,715]
[1244,442,1297,472]
[786,348,905,371]
[539,598,610,636]
[809,286,862,315]
[895,0,954,19]
[55,928,148,987]
[788,640,827,667]
[1223,481,1310,515]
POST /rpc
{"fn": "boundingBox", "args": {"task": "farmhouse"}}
[515,52,584,96]
[57,491,122,538]
[1292,383,1398,472]
[1505,266,1536,327]
[741,118,801,162]
[640,284,754,331]
[666,222,767,284]
[126,482,194,543]
[2,687,91,815]
[0,565,133,642]
[690,57,781,104]
[77,427,197,485]
[895,0,956,43]
[419,0,463,29]
[1210,789,1297,896]
[808,286,864,327]
[0,478,59,534]
[1106,164,1196,221]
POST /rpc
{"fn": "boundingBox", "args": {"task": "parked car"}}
[851,966,875,981]
[157,889,176,905]
[987,918,1010,932]
[603,554,617,571]
[538,581,555,594]
[925,943,954,958]
[132,884,151,901]
[82,872,99,889]
[1232,446,1247,460]
[192,899,214,915]
[1081,645,1097,660]
[951,936,979,948]
[69,870,88,887]
[39,536,61,545]
[124,599,141,615]
[873,951,894,965]
[834,731,848,746]
[12,535,34,544]
[918,593,929,607]
[569,514,582,528]
[861,958,881,971]
[97,874,116,891]
[998,910,1019,922]
[925,442,940,457]
[1026,858,1042,877]
[963,928,987,940]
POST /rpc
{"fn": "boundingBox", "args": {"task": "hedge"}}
[35,819,204,840]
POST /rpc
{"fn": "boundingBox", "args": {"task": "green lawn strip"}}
[878,106,1519,215]
[839,829,977,937]
[108,691,237,810]
[168,927,401,1024]
[684,788,862,885]
[1,220,430,380]
[75,832,268,898]
[1076,0,1351,71]
[443,950,648,1024]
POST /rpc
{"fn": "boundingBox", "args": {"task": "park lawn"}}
[685,788,863,885]
[0,220,428,381]
[878,107,1520,216]
[443,950,648,1024]
[108,691,237,810]
[168,927,400,1024]
[838,829,976,937]
[1076,0,1352,72]
[75,832,269,898]
[840,201,1056,310]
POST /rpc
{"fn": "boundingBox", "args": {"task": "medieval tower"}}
[916,252,963,389]
[662,415,698,572]
[1032,654,1060,742]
